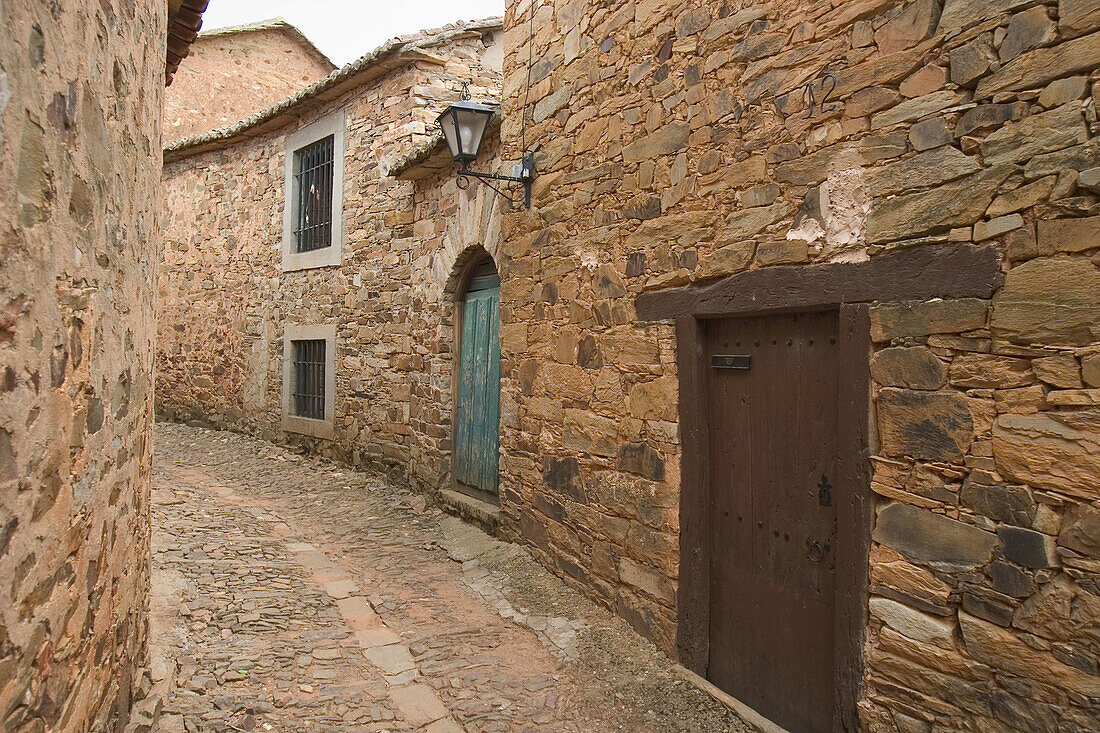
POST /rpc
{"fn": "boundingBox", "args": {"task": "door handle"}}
[806,539,830,562]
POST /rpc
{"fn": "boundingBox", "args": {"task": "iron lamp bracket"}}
[456,152,535,209]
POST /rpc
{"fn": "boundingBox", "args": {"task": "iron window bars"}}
[292,339,326,419]
[293,135,335,253]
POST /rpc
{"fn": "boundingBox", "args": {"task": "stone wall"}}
[165,24,336,144]
[497,0,1100,728]
[156,27,504,494]
[0,0,165,730]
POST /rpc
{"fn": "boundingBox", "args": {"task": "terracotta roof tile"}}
[166,0,210,85]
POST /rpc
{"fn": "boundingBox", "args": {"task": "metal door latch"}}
[806,539,831,562]
[817,474,832,507]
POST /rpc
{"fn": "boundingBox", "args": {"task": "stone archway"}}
[443,243,498,300]
[427,188,504,528]
[433,189,503,299]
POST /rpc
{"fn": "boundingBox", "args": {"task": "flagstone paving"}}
[149,422,749,733]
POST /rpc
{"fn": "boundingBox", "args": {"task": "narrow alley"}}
[148,422,747,733]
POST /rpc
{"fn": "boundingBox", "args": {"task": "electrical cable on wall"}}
[520,0,534,154]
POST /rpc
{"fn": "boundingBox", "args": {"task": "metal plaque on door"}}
[711,354,752,370]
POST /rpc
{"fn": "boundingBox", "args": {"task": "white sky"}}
[200,0,506,66]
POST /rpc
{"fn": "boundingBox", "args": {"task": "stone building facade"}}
[164,19,336,144]
[0,1,205,730]
[494,0,1100,730]
[157,0,1100,729]
[156,20,506,497]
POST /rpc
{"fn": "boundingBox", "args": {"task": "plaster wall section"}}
[0,0,165,730]
[156,30,504,495]
[498,0,1100,729]
[165,27,337,144]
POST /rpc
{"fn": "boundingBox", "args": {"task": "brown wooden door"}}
[705,311,840,733]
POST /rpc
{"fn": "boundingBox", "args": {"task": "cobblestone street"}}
[149,423,747,733]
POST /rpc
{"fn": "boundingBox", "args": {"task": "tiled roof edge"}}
[166,0,211,85]
[194,17,337,71]
[163,16,503,163]
[387,111,501,179]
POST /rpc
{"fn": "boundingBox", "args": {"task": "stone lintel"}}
[635,243,1003,321]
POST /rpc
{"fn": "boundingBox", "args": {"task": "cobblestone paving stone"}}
[150,422,750,733]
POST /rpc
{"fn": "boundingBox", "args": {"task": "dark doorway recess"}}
[637,243,1004,732]
[453,256,502,503]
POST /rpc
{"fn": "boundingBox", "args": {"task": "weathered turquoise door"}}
[454,259,501,500]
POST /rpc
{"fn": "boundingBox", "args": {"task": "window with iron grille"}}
[293,135,335,253]
[282,112,343,272]
[292,339,326,419]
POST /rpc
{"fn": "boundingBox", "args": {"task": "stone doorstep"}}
[438,489,500,536]
[672,665,788,733]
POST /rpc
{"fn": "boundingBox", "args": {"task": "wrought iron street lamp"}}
[437,85,535,208]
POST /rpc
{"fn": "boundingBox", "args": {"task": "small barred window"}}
[293,135,334,253]
[292,339,326,419]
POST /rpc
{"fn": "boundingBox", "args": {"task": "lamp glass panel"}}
[455,107,491,159]
[438,109,460,159]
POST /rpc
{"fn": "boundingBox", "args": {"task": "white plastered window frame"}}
[281,323,337,439]
[281,109,346,272]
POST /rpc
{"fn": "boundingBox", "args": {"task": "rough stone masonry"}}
[0,0,189,731]
[155,1,1100,730]
[156,20,505,493]
[163,20,336,145]
[497,0,1100,730]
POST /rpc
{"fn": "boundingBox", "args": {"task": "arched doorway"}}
[453,256,501,503]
